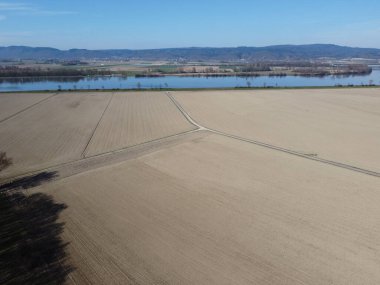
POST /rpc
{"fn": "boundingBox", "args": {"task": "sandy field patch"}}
[0,92,52,122]
[37,133,380,285]
[84,92,196,157]
[0,92,112,179]
[173,88,380,172]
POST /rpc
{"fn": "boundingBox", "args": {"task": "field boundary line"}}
[212,130,380,177]
[167,92,380,178]
[0,129,208,184]
[84,128,200,159]
[166,92,205,130]
[0,92,59,124]
[81,92,115,158]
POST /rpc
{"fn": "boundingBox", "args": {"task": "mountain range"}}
[1,44,380,61]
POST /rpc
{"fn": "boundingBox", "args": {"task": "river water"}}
[0,69,379,92]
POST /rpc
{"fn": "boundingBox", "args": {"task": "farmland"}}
[173,88,380,172]
[1,88,380,284]
[0,92,52,122]
[85,92,196,157]
[0,92,112,178]
[0,91,195,179]
[33,132,380,285]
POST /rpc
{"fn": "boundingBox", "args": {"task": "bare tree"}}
[0,152,12,172]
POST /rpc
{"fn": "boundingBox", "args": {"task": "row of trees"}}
[0,66,112,77]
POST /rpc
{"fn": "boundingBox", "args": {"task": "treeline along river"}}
[0,68,379,92]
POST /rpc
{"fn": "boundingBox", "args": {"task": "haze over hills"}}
[1,44,380,61]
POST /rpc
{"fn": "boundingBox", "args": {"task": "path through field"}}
[1,89,380,285]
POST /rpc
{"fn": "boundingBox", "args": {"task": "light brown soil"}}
[2,89,380,284]
[37,133,380,285]
[173,88,380,172]
[0,92,196,179]
[0,92,112,178]
[84,92,196,157]
[0,92,52,122]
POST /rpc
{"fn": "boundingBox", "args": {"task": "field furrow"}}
[0,92,112,179]
[84,92,196,157]
[0,92,53,122]
[38,133,380,285]
[173,88,380,172]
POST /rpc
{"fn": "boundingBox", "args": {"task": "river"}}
[0,69,379,92]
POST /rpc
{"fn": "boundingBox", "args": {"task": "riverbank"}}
[0,68,373,79]
[2,84,379,94]
[1,69,379,92]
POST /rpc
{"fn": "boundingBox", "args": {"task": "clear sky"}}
[0,0,380,49]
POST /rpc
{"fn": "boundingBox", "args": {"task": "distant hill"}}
[1,44,380,61]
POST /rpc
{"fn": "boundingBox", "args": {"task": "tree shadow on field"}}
[0,171,58,192]
[0,152,73,285]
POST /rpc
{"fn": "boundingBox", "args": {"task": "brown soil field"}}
[84,92,196,157]
[36,133,380,285]
[0,92,196,179]
[2,89,380,284]
[0,92,113,179]
[173,88,380,172]
[0,92,53,122]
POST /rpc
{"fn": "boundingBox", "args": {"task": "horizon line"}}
[1,43,380,51]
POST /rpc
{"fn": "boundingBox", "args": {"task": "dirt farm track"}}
[1,89,380,284]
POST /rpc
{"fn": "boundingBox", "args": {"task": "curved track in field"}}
[166,92,380,178]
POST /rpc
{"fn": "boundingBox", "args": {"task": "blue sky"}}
[0,0,380,49]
